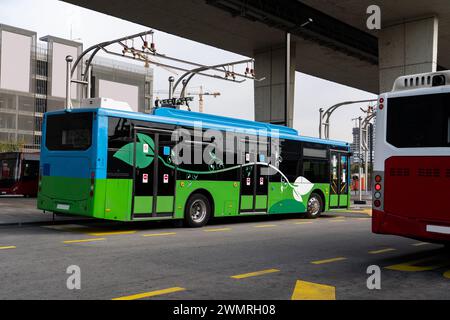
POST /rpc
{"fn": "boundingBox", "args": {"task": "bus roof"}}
[45,107,350,148]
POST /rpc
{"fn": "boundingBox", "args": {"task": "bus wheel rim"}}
[308,197,320,216]
[190,200,207,223]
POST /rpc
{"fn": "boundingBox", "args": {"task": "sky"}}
[0,0,377,142]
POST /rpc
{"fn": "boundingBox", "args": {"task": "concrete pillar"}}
[254,36,296,127]
[379,16,438,93]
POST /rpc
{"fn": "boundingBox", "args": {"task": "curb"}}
[0,218,93,228]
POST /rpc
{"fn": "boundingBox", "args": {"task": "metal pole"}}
[168,76,175,100]
[358,116,363,202]
[86,64,92,99]
[369,123,374,190]
[319,99,377,140]
[364,114,371,193]
[285,32,292,128]
[364,131,369,194]
[65,56,73,111]
[319,108,324,139]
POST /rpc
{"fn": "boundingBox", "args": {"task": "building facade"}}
[350,123,375,165]
[0,23,153,151]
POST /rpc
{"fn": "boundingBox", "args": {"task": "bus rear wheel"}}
[306,193,323,219]
[185,194,211,228]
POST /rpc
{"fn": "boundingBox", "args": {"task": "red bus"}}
[0,152,39,197]
[372,71,450,244]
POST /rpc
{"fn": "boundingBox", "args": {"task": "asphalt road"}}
[0,202,449,300]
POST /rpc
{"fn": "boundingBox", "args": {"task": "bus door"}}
[239,139,269,213]
[132,128,176,219]
[329,151,350,209]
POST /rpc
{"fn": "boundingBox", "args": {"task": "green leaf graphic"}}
[113,133,155,169]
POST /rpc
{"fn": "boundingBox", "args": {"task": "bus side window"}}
[23,161,39,181]
[302,158,329,184]
[107,117,133,178]
[277,140,301,182]
[447,116,450,144]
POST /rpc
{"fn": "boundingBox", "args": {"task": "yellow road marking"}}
[412,242,431,247]
[112,287,186,300]
[63,238,106,244]
[444,271,450,279]
[311,257,347,265]
[204,228,231,233]
[329,219,345,223]
[291,280,336,300]
[386,256,450,272]
[143,232,177,237]
[342,208,372,216]
[0,246,16,250]
[369,248,396,254]
[294,222,314,225]
[254,225,278,228]
[87,231,137,236]
[231,269,280,279]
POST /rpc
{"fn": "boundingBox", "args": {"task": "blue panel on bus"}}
[44,108,350,149]
[153,108,299,136]
[43,163,50,176]
[163,146,171,156]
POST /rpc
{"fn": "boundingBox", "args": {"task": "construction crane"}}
[154,86,221,113]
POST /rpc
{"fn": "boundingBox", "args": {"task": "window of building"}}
[36,60,48,77]
[0,94,16,110]
[36,98,47,113]
[0,113,16,129]
[36,79,48,95]
[18,115,34,132]
[34,117,43,133]
[144,81,152,96]
[18,96,35,113]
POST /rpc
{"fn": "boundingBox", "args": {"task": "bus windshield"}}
[0,156,18,188]
[45,112,93,151]
[387,93,450,148]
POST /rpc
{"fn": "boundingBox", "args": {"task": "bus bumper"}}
[372,209,450,243]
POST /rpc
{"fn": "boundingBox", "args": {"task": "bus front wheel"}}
[185,194,211,228]
[306,193,323,219]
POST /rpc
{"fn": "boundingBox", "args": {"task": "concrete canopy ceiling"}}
[62,0,450,94]
[300,0,450,70]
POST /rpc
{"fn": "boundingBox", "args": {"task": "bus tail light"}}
[373,171,384,211]
[379,97,385,110]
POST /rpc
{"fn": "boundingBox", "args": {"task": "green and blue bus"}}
[38,105,351,227]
